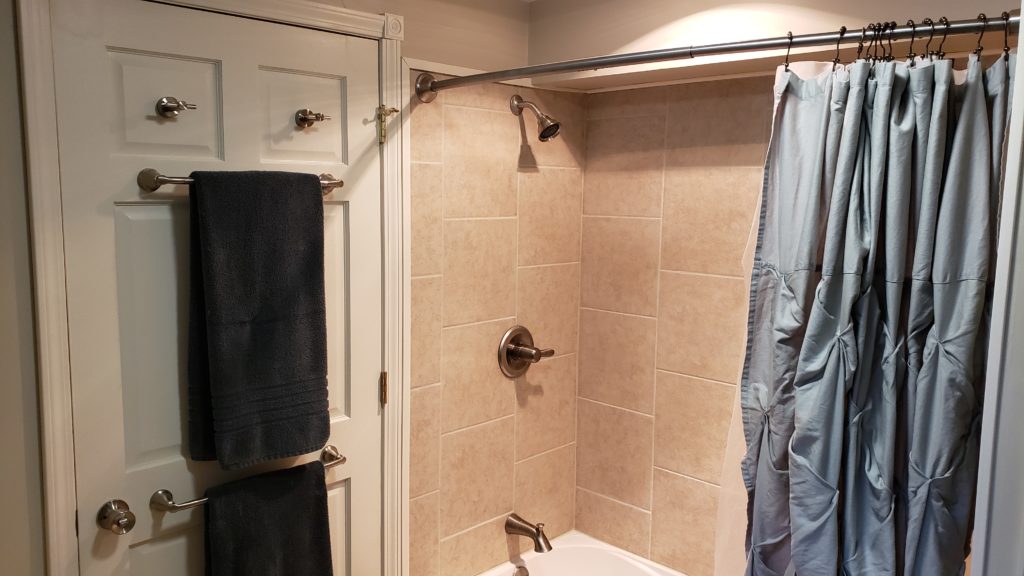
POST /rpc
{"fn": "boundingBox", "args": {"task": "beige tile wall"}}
[576,77,773,576]
[408,73,772,576]
[408,73,585,576]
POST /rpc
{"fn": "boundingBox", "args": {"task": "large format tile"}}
[514,444,576,551]
[576,398,653,509]
[575,488,651,558]
[411,277,442,388]
[651,469,719,576]
[411,162,443,277]
[580,216,660,316]
[517,264,580,355]
[523,89,586,169]
[410,385,441,498]
[587,86,667,120]
[440,417,514,537]
[443,106,518,218]
[443,219,516,326]
[661,166,762,277]
[410,492,439,576]
[515,354,577,460]
[656,272,748,383]
[442,318,516,432]
[578,308,656,414]
[439,515,510,576]
[410,73,443,163]
[654,371,735,483]
[518,168,582,266]
[665,76,773,168]
[584,115,665,217]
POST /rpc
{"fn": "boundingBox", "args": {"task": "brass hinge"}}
[379,371,389,406]
[376,105,399,145]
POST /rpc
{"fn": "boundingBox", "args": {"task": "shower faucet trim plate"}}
[498,325,554,378]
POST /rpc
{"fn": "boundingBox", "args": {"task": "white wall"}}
[528,0,1014,88]
[329,0,531,70]
[0,0,46,573]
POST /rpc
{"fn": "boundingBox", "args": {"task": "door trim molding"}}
[145,0,403,41]
[16,2,408,574]
[15,1,78,573]
[381,39,410,576]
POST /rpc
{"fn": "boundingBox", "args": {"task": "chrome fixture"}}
[414,14,1020,102]
[294,108,332,128]
[97,499,136,535]
[505,513,552,553]
[498,325,554,378]
[155,96,197,118]
[510,95,561,142]
[136,168,344,195]
[149,445,347,514]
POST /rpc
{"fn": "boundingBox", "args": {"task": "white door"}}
[49,1,383,574]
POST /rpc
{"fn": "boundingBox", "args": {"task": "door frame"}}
[14,1,410,574]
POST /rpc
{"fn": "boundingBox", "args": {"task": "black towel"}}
[188,171,329,470]
[205,462,334,576]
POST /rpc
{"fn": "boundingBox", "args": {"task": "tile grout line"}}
[439,510,513,543]
[514,439,576,465]
[442,315,517,331]
[647,86,670,559]
[660,268,746,281]
[578,305,656,321]
[581,213,661,221]
[513,136,520,515]
[577,485,653,516]
[436,95,446,566]
[653,465,723,489]
[656,367,738,388]
[578,396,654,419]
[574,103,588,532]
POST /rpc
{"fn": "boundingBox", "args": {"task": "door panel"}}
[50,1,383,574]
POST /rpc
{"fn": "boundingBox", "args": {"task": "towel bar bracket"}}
[150,445,347,513]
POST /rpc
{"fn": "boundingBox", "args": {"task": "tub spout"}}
[505,513,552,553]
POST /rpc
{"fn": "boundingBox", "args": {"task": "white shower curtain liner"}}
[741,53,1014,576]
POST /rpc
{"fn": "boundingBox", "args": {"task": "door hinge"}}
[379,371,389,406]
[376,105,399,145]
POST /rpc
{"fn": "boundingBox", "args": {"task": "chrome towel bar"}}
[150,445,347,513]
[136,168,344,195]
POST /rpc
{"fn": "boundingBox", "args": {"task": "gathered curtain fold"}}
[741,54,1014,576]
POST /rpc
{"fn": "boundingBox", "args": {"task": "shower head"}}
[510,95,561,142]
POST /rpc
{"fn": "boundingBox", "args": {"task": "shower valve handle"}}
[508,344,555,364]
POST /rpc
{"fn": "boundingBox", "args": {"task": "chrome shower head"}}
[510,95,561,142]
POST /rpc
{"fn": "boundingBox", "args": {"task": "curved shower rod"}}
[415,13,1019,102]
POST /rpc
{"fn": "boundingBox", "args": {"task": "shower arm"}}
[416,13,1019,102]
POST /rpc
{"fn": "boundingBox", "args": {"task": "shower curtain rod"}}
[415,14,1019,102]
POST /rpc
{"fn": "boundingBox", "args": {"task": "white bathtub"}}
[478,531,683,576]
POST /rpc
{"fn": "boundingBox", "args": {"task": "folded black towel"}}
[205,462,334,576]
[188,171,329,470]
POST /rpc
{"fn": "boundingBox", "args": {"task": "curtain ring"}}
[886,21,897,61]
[1002,11,1012,60]
[906,19,918,62]
[937,16,950,59]
[857,26,867,59]
[975,13,988,55]
[833,26,847,68]
[873,22,884,61]
[923,17,935,59]
[784,31,793,71]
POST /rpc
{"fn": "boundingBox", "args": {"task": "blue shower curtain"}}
[741,54,1014,576]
